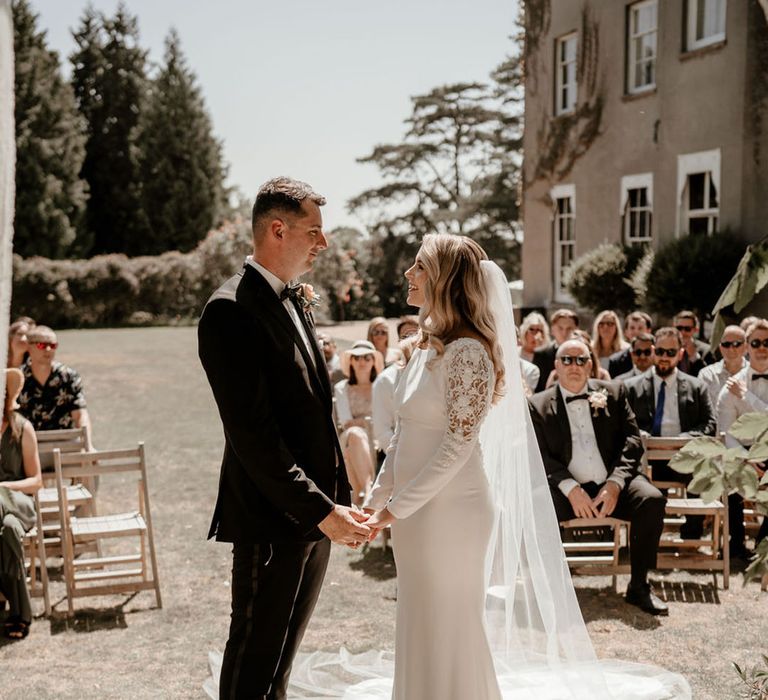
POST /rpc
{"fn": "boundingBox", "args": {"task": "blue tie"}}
[652,380,666,436]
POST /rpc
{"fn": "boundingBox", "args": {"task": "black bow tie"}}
[565,393,588,403]
[753,374,768,380]
[280,284,300,302]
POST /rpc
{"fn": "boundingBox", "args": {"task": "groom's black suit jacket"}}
[198,264,350,544]
[528,379,643,491]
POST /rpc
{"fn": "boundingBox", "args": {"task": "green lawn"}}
[0,326,764,698]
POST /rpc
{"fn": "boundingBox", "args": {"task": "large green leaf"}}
[730,413,768,441]
[748,442,768,462]
[669,453,705,475]
[730,467,759,499]
[700,481,724,504]
[688,472,718,496]
[761,471,768,486]
[679,437,727,458]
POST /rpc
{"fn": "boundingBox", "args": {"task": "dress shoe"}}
[625,583,669,616]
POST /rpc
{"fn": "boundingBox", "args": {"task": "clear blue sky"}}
[30,0,519,230]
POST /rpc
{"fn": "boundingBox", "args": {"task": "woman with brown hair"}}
[592,310,629,371]
[7,316,35,369]
[367,317,404,367]
[0,368,43,640]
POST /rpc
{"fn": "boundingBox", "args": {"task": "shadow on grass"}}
[45,592,153,635]
[574,587,663,630]
[349,546,396,581]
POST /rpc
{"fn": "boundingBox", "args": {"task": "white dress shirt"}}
[653,369,681,437]
[246,256,315,366]
[558,385,622,497]
[717,365,768,448]
[699,358,747,416]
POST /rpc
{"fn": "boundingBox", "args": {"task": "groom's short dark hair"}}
[252,176,326,238]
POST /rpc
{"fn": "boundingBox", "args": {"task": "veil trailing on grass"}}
[205,261,691,700]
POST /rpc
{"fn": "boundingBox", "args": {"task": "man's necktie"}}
[652,380,666,436]
[280,284,300,303]
[565,394,588,403]
[752,374,768,380]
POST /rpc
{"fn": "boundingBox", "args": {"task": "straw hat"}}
[3,367,24,409]
[341,340,384,378]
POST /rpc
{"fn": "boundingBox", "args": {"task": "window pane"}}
[696,0,706,40]
[564,36,577,62]
[689,216,709,235]
[641,33,656,59]
[688,173,706,210]
[709,177,718,208]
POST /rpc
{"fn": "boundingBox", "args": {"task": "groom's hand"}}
[318,505,371,547]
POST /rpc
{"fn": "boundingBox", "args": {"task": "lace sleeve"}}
[387,340,493,519]
[364,418,401,511]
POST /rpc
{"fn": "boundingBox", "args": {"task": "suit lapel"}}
[552,387,573,465]
[290,297,332,402]
[676,374,690,432]
[238,266,328,400]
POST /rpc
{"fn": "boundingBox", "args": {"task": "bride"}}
[206,233,690,699]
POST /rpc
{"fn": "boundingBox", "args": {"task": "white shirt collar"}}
[560,382,589,399]
[653,367,677,385]
[245,256,287,297]
[748,364,768,379]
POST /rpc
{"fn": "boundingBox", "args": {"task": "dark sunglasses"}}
[675,325,695,333]
[750,339,768,349]
[598,320,616,327]
[34,341,58,351]
[654,347,678,358]
[632,348,653,357]
[370,329,388,336]
[720,340,744,349]
[559,355,590,366]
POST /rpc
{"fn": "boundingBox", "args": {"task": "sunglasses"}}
[370,329,388,336]
[559,355,590,366]
[675,325,695,333]
[527,328,544,334]
[632,348,653,357]
[654,347,678,358]
[34,342,58,351]
[598,321,616,327]
[720,340,744,349]
[749,338,768,349]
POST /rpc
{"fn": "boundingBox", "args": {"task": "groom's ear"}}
[269,217,285,240]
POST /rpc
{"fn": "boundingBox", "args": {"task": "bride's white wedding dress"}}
[205,261,691,700]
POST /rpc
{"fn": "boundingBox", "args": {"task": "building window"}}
[627,1,657,93]
[677,149,721,236]
[551,184,575,299]
[687,0,726,51]
[620,174,653,246]
[555,33,578,115]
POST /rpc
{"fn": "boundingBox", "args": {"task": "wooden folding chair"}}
[560,517,631,593]
[642,435,729,589]
[53,444,162,617]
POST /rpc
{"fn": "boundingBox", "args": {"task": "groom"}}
[198,177,370,699]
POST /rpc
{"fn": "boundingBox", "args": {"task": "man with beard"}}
[625,327,716,540]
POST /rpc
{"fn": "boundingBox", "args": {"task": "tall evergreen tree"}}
[70,3,149,255]
[138,29,226,254]
[13,0,87,258]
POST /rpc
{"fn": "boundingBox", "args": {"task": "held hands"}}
[363,507,395,541]
[317,505,371,548]
[567,481,621,518]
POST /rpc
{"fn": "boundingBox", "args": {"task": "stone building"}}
[521,0,768,310]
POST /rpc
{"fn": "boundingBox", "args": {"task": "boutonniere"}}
[296,283,321,312]
[587,388,610,417]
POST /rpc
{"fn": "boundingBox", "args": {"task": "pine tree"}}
[70,3,149,255]
[12,0,87,258]
[138,29,226,254]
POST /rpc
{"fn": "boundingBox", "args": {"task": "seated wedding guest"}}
[674,310,710,377]
[334,340,384,505]
[396,315,419,342]
[367,317,403,367]
[316,332,345,385]
[372,338,415,457]
[625,327,715,540]
[717,319,768,562]
[615,333,655,382]
[7,317,35,369]
[18,326,93,452]
[529,338,667,615]
[0,368,43,640]
[519,312,550,363]
[608,311,652,377]
[592,310,629,372]
[545,330,610,389]
[533,309,578,392]
[699,325,747,412]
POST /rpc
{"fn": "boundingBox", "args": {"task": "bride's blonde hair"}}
[416,233,505,402]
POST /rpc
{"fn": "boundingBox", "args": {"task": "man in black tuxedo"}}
[198,177,371,699]
[532,308,579,392]
[625,326,716,540]
[529,338,668,615]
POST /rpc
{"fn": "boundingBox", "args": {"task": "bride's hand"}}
[366,507,395,540]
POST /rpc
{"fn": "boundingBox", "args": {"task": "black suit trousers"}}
[551,475,666,584]
[219,538,331,700]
